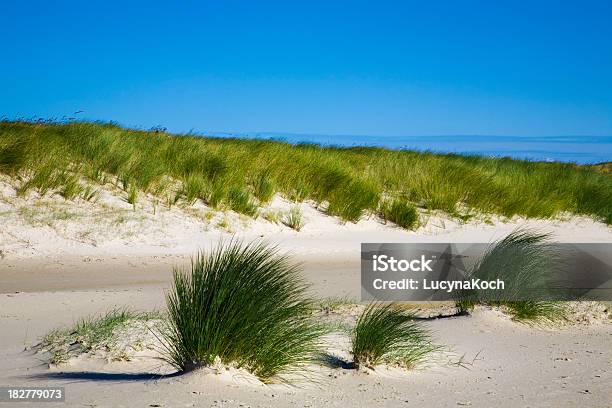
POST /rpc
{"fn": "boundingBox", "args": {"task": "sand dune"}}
[1,179,611,407]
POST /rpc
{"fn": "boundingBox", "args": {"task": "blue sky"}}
[1,0,612,136]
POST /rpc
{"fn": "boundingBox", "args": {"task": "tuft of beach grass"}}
[162,240,326,382]
[351,303,437,369]
[455,229,570,325]
[282,205,304,231]
[380,198,420,229]
[38,308,163,365]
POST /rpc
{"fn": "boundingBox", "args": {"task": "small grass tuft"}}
[502,301,568,325]
[57,173,82,200]
[351,303,436,369]
[127,184,138,208]
[262,209,282,224]
[282,206,304,231]
[79,184,98,201]
[380,198,419,229]
[315,297,357,314]
[38,308,161,364]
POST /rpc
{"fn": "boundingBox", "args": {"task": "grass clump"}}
[315,296,356,313]
[351,303,436,369]
[79,184,98,201]
[380,198,419,229]
[501,301,567,324]
[262,209,282,224]
[455,229,568,325]
[162,240,325,382]
[39,308,161,364]
[127,184,138,208]
[282,206,304,231]
[16,204,79,227]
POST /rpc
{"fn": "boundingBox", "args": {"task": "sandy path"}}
[3,215,610,296]
[0,255,360,299]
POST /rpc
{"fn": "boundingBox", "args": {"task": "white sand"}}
[1,178,611,407]
[1,177,610,262]
[1,290,610,407]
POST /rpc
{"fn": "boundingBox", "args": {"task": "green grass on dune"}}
[455,229,569,325]
[39,308,162,364]
[1,120,611,225]
[351,303,437,369]
[163,240,325,382]
[380,198,420,229]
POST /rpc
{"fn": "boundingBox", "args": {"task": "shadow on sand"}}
[26,370,182,383]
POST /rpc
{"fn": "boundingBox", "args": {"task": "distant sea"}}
[205,132,612,165]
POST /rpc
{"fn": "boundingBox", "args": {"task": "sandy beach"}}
[3,2,612,405]
[1,178,611,407]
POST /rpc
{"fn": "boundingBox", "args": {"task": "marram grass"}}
[162,240,325,382]
[502,301,567,325]
[282,205,304,231]
[380,198,419,229]
[455,229,568,324]
[39,308,161,365]
[1,120,611,225]
[351,303,436,369]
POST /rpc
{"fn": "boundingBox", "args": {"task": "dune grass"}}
[314,296,357,314]
[501,301,567,324]
[282,206,304,231]
[380,198,420,229]
[455,229,568,324]
[0,120,610,225]
[39,308,162,364]
[351,303,436,369]
[162,240,325,382]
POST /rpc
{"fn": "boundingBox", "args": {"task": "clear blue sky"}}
[2,0,612,136]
